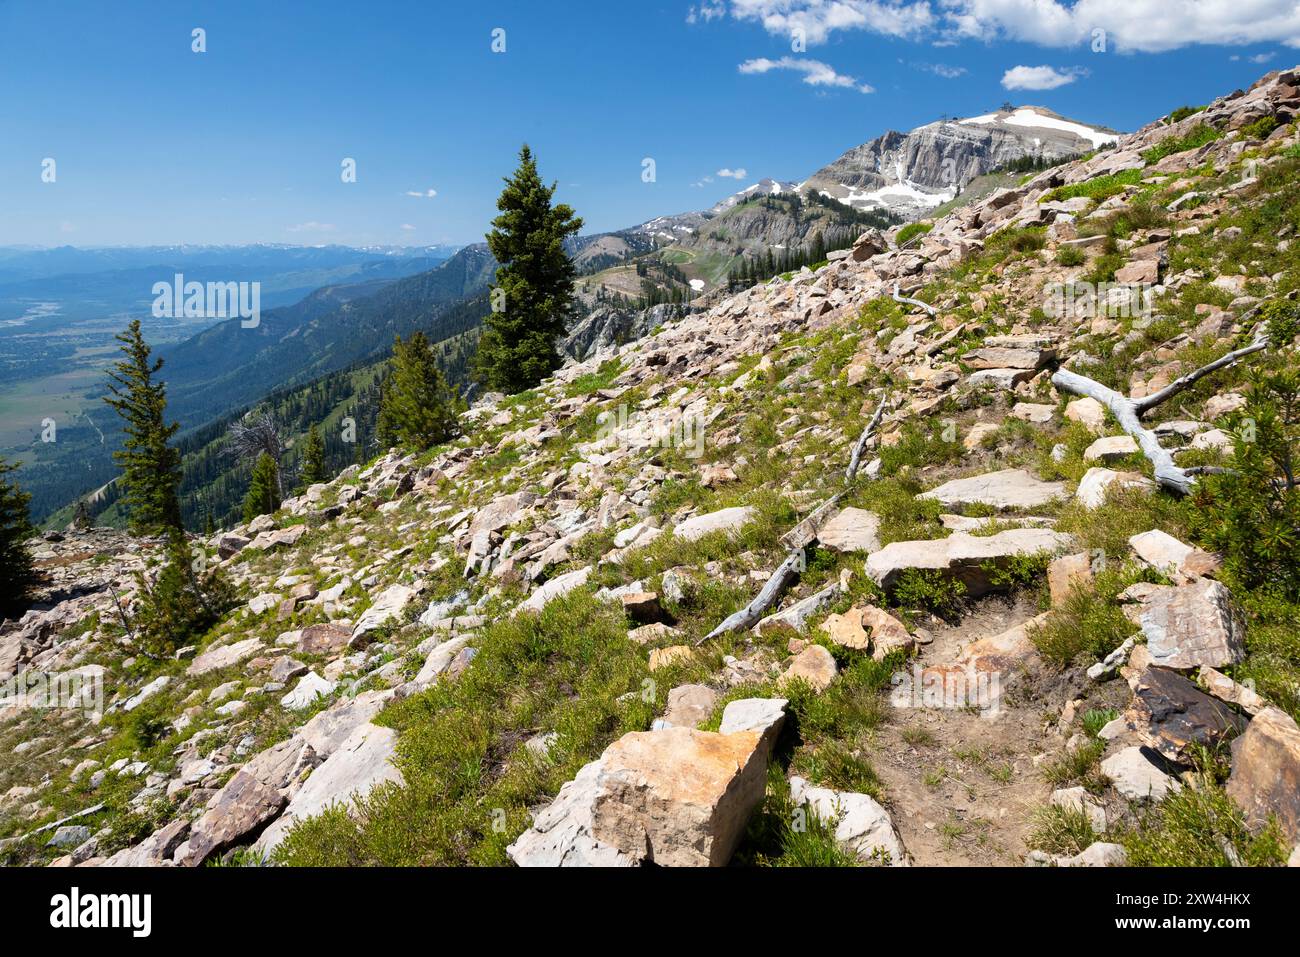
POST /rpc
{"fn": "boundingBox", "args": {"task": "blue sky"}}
[0,0,1295,247]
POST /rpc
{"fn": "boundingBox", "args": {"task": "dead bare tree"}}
[1051,322,1272,495]
[225,413,285,499]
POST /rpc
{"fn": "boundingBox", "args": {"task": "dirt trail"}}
[871,596,1068,866]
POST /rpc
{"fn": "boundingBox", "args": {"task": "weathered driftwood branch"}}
[846,392,890,483]
[700,390,893,644]
[698,545,805,645]
[1132,332,1270,414]
[1051,324,1271,495]
[892,282,937,318]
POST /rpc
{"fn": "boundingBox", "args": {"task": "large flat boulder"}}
[351,584,418,646]
[508,726,770,867]
[1226,707,1300,845]
[671,506,756,543]
[467,490,537,540]
[866,528,1073,597]
[815,507,882,553]
[1101,746,1181,802]
[299,690,393,759]
[1137,580,1245,670]
[1126,666,1247,763]
[961,346,1054,370]
[173,771,286,866]
[919,469,1067,513]
[187,638,264,677]
[517,565,592,614]
[676,504,759,540]
[254,723,403,857]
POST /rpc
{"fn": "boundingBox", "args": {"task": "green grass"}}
[1142,123,1222,164]
[733,767,860,867]
[1121,772,1289,867]
[274,588,658,865]
[895,222,933,247]
[1044,168,1144,204]
[1055,246,1086,267]
[1028,567,1149,668]
[1028,803,1099,856]
[1042,739,1107,792]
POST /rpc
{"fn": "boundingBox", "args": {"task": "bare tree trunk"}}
[698,545,806,644]
[846,392,890,483]
[1050,324,1271,494]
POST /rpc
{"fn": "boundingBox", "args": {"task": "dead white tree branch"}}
[1051,323,1271,495]
[892,282,937,318]
[699,389,892,644]
[846,391,890,483]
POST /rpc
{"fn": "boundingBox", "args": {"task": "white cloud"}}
[739,56,875,93]
[692,175,717,187]
[947,0,1300,52]
[405,188,438,198]
[687,1,727,23]
[919,61,967,77]
[400,223,417,231]
[729,0,934,45]
[716,168,749,179]
[286,221,337,233]
[1001,64,1085,90]
[712,1,1300,54]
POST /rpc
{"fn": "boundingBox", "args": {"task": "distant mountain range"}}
[16,103,1119,527]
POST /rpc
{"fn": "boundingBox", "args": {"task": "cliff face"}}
[804,107,1120,218]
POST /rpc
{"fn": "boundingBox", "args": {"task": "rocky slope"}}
[3,67,1300,868]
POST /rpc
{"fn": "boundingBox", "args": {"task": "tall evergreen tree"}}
[0,458,36,618]
[242,452,281,524]
[299,424,327,487]
[476,144,584,393]
[377,332,460,451]
[810,230,827,264]
[104,320,183,534]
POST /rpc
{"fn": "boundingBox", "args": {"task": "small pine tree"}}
[242,452,281,524]
[299,424,327,487]
[476,144,584,393]
[131,533,234,658]
[0,458,36,618]
[104,320,183,535]
[1192,302,1300,599]
[377,332,460,451]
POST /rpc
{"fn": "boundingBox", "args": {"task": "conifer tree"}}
[131,533,234,658]
[0,458,36,618]
[242,452,281,524]
[810,230,827,263]
[377,331,460,451]
[476,145,584,393]
[299,424,327,487]
[103,320,183,534]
